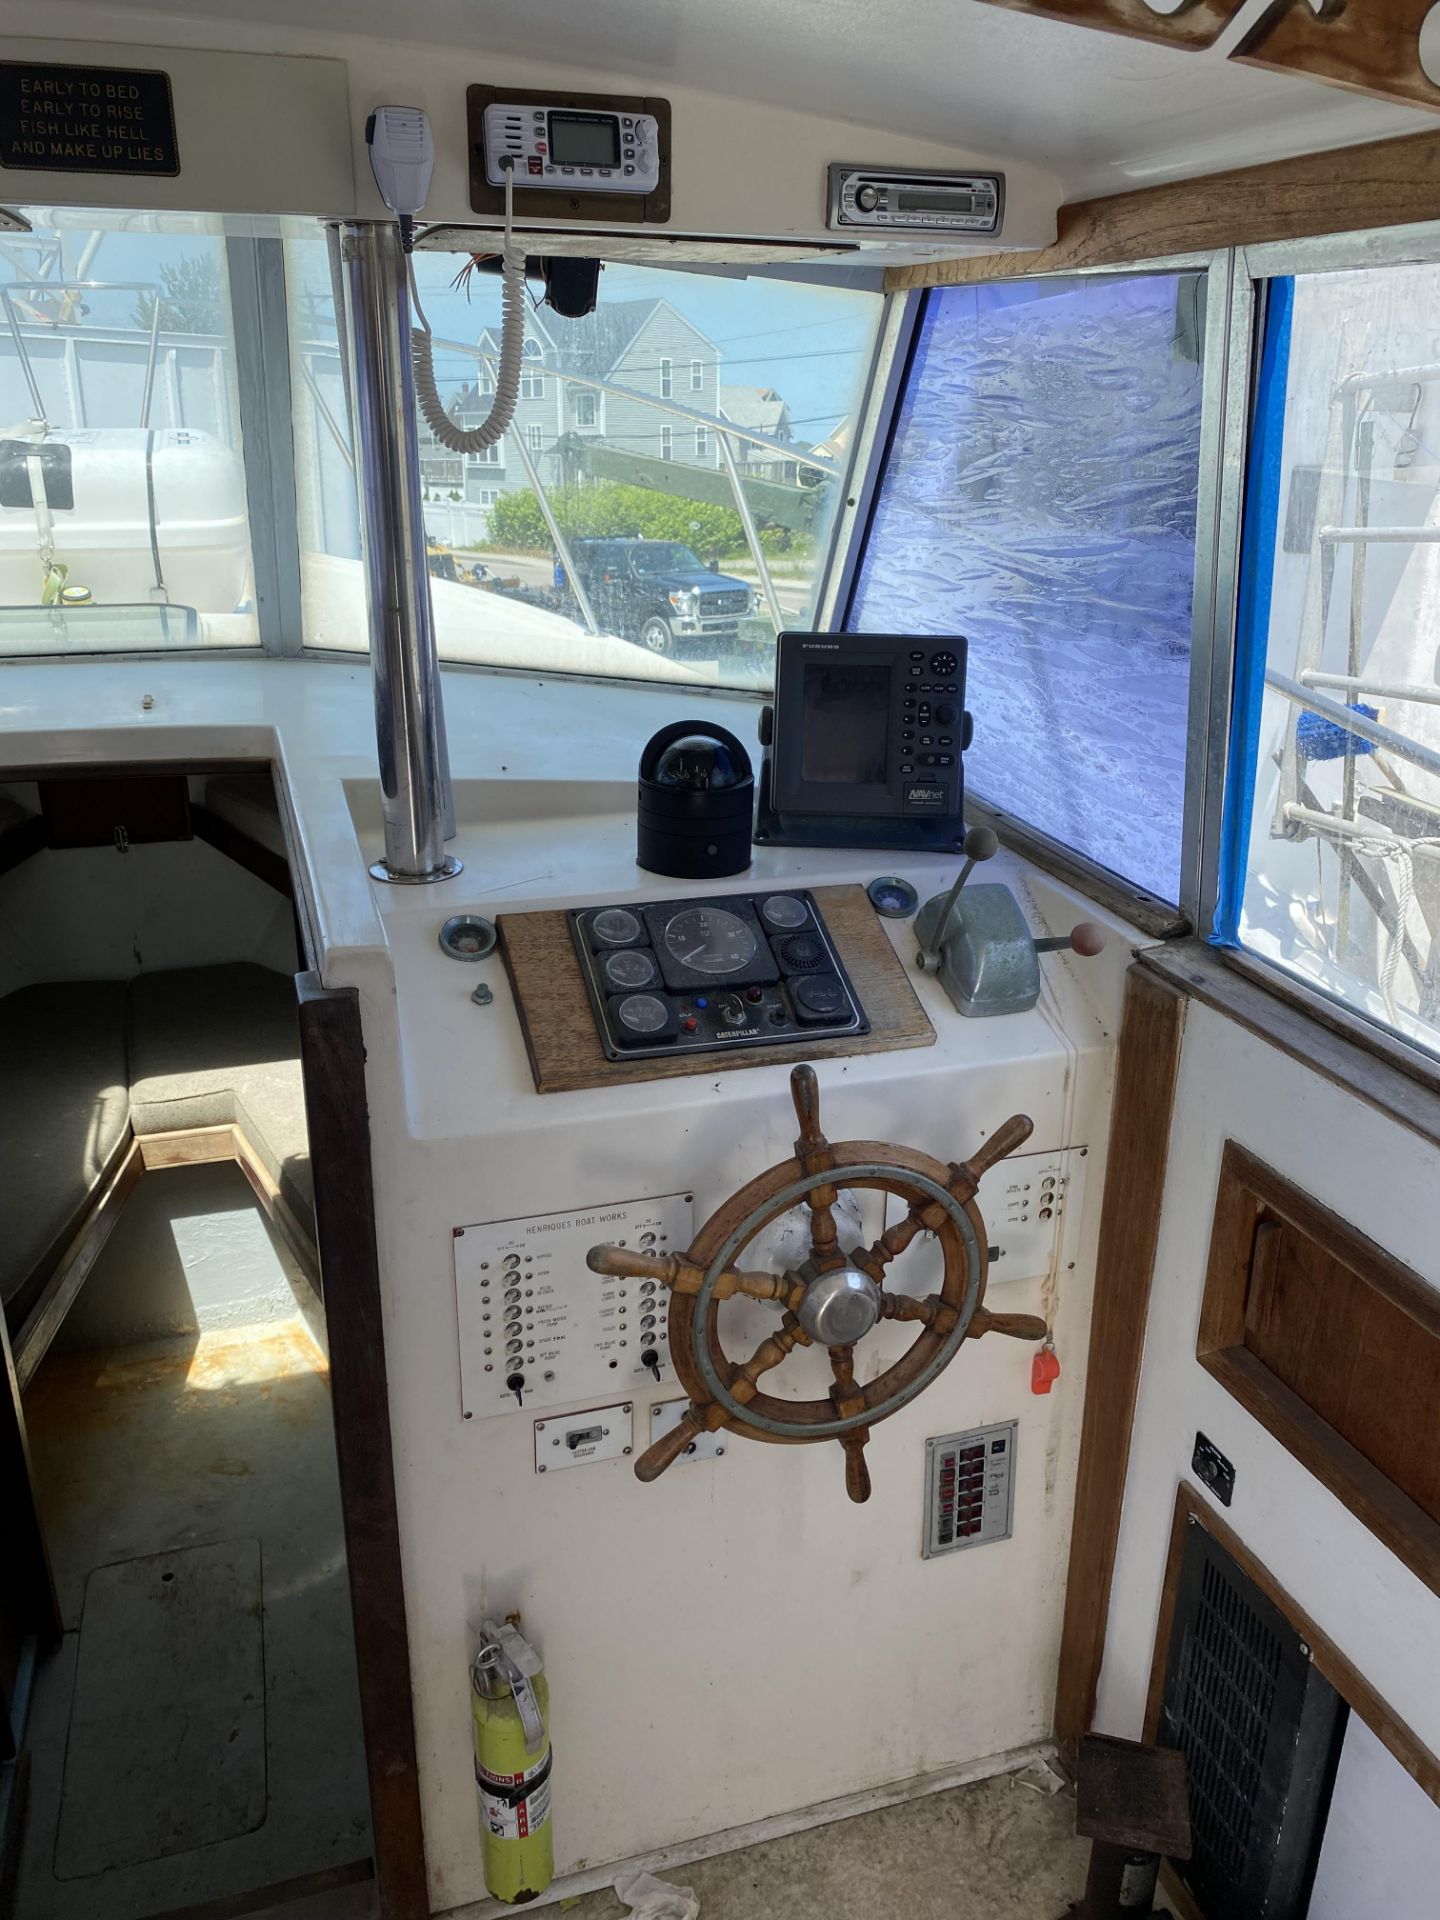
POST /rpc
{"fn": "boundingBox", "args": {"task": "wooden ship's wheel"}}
[587,1064,1046,1503]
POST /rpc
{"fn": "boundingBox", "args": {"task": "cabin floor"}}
[14,1164,371,1920]
[249,1765,1090,1920]
[559,1771,1092,1920]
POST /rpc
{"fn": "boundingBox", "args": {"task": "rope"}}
[1346,833,1440,1019]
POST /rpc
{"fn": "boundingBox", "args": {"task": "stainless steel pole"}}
[337,221,459,883]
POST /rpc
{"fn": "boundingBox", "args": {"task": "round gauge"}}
[616,993,671,1035]
[867,875,919,919]
[929,649,958,677]
[602,948,658,992]
[778,932,825,971]
[662,906,756,975]
[794,972,848,1020]
[592,907,642,947]
[760,894,808,931]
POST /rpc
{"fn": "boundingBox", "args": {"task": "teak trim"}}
[965,795,1189,941]
[1198,1140,1440,1605]
[296,975,429,1920]
[1146,1483,1440,1811]
[1137,940,1440,1149]
[1053,964,1188,1770]
[885,130,1440,290]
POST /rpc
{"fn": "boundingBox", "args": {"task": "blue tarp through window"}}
[848,274,1206,903]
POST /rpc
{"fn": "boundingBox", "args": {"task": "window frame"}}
[660,356,673,399]
[690,358,703,392]
[660,423,673,461]
[1204,221,1440,1070]
[836,223,1440,1074]
[0,227,289,665]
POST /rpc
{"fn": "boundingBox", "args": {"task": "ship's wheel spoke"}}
[727,1311,812,1407]
[878,1289,939,1327]
[877,1291,960,1337]
[587,1245,801,1307]
[853,1200,941,1284]
[807,1188,845,1269]
[828,1343,872,1504]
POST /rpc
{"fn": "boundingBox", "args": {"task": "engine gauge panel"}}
[569,890,868,1061]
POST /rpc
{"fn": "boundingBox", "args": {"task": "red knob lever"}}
[1034,922,1106,958]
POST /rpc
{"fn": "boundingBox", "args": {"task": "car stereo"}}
[754,632,972,852]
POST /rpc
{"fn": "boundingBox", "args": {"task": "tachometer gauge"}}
[662,907,756,975]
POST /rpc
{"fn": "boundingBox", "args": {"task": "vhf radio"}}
[754,632,972,853]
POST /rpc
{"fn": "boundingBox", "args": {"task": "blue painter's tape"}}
[1212,276,1295,946]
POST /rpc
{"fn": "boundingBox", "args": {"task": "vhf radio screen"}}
[549,112,621,167]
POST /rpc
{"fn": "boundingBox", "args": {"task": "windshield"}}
[630,544,704,575]
[286,244,883,691]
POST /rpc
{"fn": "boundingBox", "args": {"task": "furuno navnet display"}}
[754,633,972,852]
[569,890,868,1062]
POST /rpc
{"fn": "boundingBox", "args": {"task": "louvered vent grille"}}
[1158,1516,1347,1920]
[1170,1555,1283,1887]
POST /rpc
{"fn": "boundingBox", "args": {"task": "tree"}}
[132,255,225,334]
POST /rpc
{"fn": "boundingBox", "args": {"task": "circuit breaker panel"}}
[454,1192,694,1418]
[922,1421,1017,1558]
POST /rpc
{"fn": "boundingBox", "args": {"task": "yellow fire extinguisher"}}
[472,1615,554,1904]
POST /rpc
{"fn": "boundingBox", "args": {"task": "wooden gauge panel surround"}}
[499,883,934,1094]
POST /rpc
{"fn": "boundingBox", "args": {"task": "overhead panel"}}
[0,37,354,214]
[970,0,1440,113]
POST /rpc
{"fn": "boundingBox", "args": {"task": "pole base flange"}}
[369,855,464,885]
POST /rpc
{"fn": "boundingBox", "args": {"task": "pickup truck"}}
[564,538,755,656]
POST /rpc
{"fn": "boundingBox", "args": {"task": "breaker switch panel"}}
[923,1421,1017,1558]
[454,1191,694,1419]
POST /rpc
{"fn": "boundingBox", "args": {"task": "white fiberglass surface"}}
[0,210,259,652]
[849,273,1204,902]
[286,230,881,691]
[1230,263,1440,1060]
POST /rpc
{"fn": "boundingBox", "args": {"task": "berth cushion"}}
[0,981,132,1332]
[127,963,313,1236]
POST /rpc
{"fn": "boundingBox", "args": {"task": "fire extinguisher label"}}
[476,1746,551,1796]
[481,1772,552,1840]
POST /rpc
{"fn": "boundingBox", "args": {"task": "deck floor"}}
[15,1169,371,1920]
[558,1768,1090,1920]
[270,1764,1090,1920]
